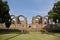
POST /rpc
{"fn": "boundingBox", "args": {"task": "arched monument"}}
[9,15,27,32]
[28,15,43,32]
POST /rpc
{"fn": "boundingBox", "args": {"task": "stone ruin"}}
[0,15,60,32]
[0,15,27,32]
[27,15,49,32]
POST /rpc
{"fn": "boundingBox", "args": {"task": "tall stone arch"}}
[36,15,42,24]
[10,15,26,24]
[9,15,27,31]
[18,15,27,25]
[17,15,27,32]
[32,15,42,24]
[29,15,43,32]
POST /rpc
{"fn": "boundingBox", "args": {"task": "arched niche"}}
[18,15,27,24]
[32,15,42,24]
[36,15,42,24]
[18,15,25,21]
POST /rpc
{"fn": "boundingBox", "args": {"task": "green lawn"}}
[0,32,60,40]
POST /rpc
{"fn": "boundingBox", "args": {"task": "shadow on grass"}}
[41,31,60,38]
[0,29,29,40]
[5,34,20,40]
[0,29,28,34]
[47,32,60,38]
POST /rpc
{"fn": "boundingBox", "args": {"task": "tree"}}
[48,10,57,23]
[53,1,60,23]
[53,1,60,14]
[48,1,60,23]
[0,0,11,28]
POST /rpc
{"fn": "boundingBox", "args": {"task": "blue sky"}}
[3,0,59,23]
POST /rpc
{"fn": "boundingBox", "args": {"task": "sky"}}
[3,0,59,24]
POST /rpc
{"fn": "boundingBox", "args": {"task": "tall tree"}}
[53,1,60,23]
[48,1,60,23]
[0,0,11,28]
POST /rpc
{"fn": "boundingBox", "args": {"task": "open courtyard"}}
[0,32,60,40]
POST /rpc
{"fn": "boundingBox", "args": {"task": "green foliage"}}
[0,0,11,28]
[53,1,60,13]
[48,1,60,23]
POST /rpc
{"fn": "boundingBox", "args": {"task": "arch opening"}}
[19,17,24,22]
[18,15,25,24]
[11,15,15,24]
[35,15,42,24]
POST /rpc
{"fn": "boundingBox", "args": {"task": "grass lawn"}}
[0,32,60,40]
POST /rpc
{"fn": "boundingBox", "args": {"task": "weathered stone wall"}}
[0,15,60,32]
[0,15,27,32]
[28,15,46,32]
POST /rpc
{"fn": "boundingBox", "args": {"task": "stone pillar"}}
[14,16,20,29]
[32,16,36,24]
[15,16,20,24]
[23,17,27,28]
[24,17,27,24]
[41,17,45,25]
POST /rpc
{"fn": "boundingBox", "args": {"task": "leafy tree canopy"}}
[0,0,11,28]
[48,1,60,23]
